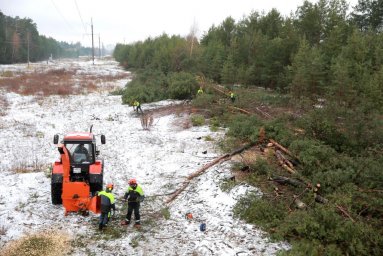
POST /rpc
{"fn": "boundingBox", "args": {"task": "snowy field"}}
[0,59,289,255]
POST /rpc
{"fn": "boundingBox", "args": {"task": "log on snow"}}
[166,142,256,204]
[165,181,190,204]
[187,154,229,180]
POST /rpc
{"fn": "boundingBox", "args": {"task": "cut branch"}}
[228,106,252,115]
[336,204,355,222]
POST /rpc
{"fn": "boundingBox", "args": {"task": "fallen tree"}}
[165,142,256,204]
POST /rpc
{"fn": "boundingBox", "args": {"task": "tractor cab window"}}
[66,143,93,163]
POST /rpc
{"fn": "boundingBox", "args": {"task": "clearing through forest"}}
[0,59,289,255]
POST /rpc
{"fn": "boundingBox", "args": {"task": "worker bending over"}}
[133,100,143,114]
[97,183,116,230]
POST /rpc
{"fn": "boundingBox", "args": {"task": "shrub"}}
[121,69,168,104]
[226,115,263,142]
[277,205,383,256]
[300,108,348,152]
[289,139,336,174]
[234,196,286,231]
[263,118,295,146]
[109,88,125,95]
[161,207,171,220]
[248,158,275,177]
[167,72,198,99]
[190,114,205,126]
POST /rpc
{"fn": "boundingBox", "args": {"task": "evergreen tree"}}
[289,39,326,100]
[352,0,383,31]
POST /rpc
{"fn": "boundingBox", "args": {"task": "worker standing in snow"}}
[122,178,144,227]
[97,183,116,230]
[229,91,236,103]
[133,100,143,114]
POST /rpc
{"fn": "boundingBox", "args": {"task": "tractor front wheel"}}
[51,182,62,204]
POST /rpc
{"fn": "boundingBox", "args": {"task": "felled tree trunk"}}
[228,106,252,115]
[271,175,305,187]
[275,150,296,173]
[269,139,299,162]
[166,142,256,204]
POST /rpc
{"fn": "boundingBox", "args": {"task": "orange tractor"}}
[51,126,105,215]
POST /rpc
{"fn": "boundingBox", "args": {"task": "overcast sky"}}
[1,0,358,48]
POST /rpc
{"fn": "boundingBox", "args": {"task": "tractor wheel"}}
[51,182,62,205]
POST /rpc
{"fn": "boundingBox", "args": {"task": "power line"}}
[74,0,87,33]
[50,0,81,35]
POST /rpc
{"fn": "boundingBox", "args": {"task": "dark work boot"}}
[98,223,103,230]
[134,221,141,228]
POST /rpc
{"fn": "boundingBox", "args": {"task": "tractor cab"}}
[58,132,100,183]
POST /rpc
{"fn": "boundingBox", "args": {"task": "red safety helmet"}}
[106,183,114,191]
[128,178,137,185]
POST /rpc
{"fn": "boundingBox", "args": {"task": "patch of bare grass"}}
[10,161,49,174]
[0,68,129,96]
[1,70,14,77]
[0,225,8,236]
[0,230,71,256]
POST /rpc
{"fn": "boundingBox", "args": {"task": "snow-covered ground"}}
[0,59,289,255]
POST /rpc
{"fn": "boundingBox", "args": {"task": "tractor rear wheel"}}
[51,182,62,205]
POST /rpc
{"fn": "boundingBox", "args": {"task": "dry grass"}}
[0,94,9,116]
[10,161,49,174]
[0,230,71,256]
[0,225,7,236]
[0,68,128,96]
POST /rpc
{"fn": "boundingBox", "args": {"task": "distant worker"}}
[133,100,143,114]
[97,183,116,231]
[197,87,204,95]
[122,178,144,228]
[229,91,236,103]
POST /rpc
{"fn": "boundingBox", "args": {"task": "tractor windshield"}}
[65,143,94,164]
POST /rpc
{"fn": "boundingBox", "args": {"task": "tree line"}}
[114,0,382,108]
[0,11,93,64]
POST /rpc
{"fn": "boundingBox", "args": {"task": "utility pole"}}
[27,30,30,67]
[98,34,101,58]
[91,18,94,65]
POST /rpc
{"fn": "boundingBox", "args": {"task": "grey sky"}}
[1,0,358,47]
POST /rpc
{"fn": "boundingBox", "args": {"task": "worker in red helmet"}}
[122,178,144,227]
[97,183,116,230]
